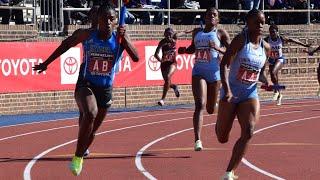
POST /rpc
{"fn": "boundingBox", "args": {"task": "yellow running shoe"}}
[70,156,83,176]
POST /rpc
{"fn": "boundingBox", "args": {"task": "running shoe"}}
[221,171,238,180]
[272,91,279,101]
[276,94,283,106]
[194,140,203,151]
[158,99,164,106]
[83,149,90,157]
[173,86,180,98]
[69,156,83,176]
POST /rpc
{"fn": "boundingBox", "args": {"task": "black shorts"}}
[75,78,113,109]
[161,61,176,72]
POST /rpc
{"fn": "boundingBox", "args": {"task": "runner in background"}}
[306,45,320,96]
[265,24,310,105]
[178,7,230,151]
[154,27,192,106]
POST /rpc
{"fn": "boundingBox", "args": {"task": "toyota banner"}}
[0,41,195,93]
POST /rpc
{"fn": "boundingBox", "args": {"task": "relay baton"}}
[261,84,286,91]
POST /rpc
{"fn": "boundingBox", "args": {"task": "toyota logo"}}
[63,57,78,75]
[148,55,161,71]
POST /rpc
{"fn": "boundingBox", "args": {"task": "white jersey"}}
[268,36,283,59]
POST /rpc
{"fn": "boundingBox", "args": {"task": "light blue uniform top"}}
[221,30,266,103]
[192,28,221,83]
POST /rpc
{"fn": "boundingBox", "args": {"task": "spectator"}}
[219,0,242,24]
[125,0,152,24]
[171,0,199,25]
[292,0,308,24]
[0,0,24,24]
[243,0,260,9]
[267,0,291,24]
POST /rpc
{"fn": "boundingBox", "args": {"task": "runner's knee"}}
[215,125,229,143]
[83,110,98,123]
[241,125,254,141]
[195,100,206,111]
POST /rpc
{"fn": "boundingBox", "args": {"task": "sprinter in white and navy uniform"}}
[265,24,310,105]
[33,3,139,176]
[215,9,271,180]
[178,7,230,151]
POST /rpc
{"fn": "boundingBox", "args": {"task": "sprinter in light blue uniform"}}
[221,30,266,103]
[178,7,230,151]
[33,3,139,176]
[215,9,271,180]
[192,28,221,82]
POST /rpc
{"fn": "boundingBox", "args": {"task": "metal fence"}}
[1,0,320,35]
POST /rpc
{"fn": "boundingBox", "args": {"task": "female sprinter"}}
[178,7,230,151]
[154,27,192,106]
[33,3,139,176]
[265,24,310,105]
[216,9,271,179]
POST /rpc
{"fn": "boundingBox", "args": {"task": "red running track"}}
[0,99,320,180]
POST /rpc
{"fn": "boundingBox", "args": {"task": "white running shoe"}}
[276,94,283,106]
[194,140,203,151]
[173,86,180,98]
[83,149,90,157]
[221,171,238,180]
[158,99,164,106]
[272,91,280,101]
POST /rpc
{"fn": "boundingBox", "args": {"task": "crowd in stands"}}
[1,0,320,26]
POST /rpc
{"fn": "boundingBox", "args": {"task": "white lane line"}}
[1,99,317,129]
[134,110,308,179]
[0,110,194,142]
[2,102,314,142]
[24,110,300,180]
[23,114,198,180]
[0,107,192,129]
[241,115,320,180]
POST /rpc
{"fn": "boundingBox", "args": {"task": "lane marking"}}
[3,102,313,142]
[23,110,302,180]
[0,110,194,142]
[0,107,192,129]
[134,111,316,180]
[241,116,320,180]
[1,99,317,129]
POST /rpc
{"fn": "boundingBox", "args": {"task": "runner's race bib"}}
[88,55,114,76]
[270,50,280,59]
[195,49,212,63]
[236,64,259,84]
[162,50,176,62]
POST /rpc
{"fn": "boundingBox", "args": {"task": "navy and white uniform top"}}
[80,30,124,88]
[267,35,283,60]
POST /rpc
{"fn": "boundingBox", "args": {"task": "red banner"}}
[0,41,195,93]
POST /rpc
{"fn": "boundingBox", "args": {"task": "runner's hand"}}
[223,91,234,103]
[33,63,47,74]
[178,47,186,54]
